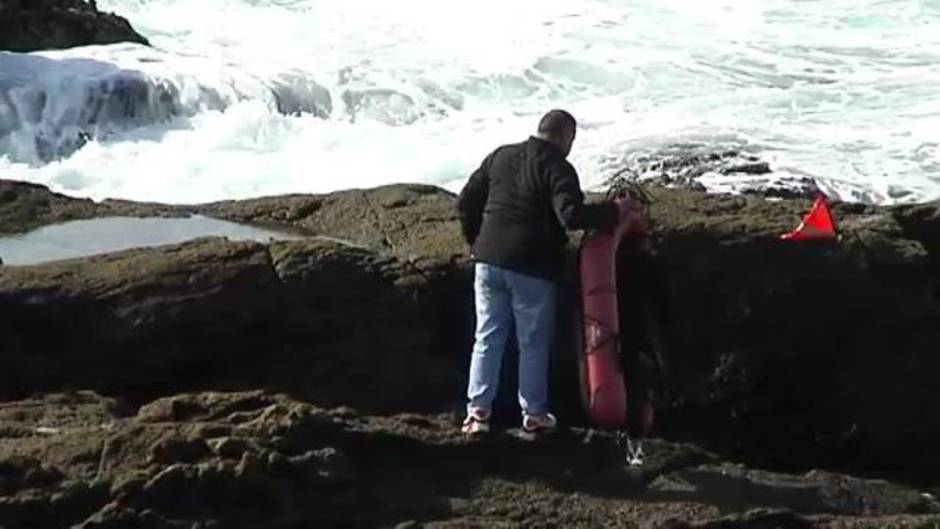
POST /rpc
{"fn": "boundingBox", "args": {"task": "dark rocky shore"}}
[0,0,148,53]
[1,178,939,528]
[2,3,940,527]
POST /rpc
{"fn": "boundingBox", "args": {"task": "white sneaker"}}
[461,407,491,435]
[522,412,557,435]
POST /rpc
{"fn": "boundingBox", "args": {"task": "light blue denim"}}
[466,263,557,416]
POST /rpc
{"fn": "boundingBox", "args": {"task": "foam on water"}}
[0,0,938,204]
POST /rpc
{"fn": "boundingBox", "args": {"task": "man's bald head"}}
[536,109,577,158]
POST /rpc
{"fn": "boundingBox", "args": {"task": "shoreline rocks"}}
[1,179,940,527]
[0,390,938,528]
[0,0,149,53]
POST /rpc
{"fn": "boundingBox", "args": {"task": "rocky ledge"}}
[2,390,939,528]
[0,0,148,53]
[1,178,939,527]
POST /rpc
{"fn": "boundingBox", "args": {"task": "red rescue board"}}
[577,201,650,428]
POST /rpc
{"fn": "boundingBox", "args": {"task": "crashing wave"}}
[0,46,333,163]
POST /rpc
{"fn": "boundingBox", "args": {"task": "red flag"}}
[781,196,837,241]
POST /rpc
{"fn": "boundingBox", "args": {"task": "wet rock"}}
[722,161,772,175]
[133,447,345,527]
[1,179,940,492]
[206,437,254,460]
[139,463,199,510]
[0,480,109,529]
[0,232,459,412]
[109,470,149,500]
[137,396,210,424]
[147,436,211,465]
[0,0,149,52]
[648,463,937,516]
[0,180,184,235]
[200,183,465,267]
[0,180,110,235]
[604,144,824,200]
[666,508,814,529]
[73,501,164,529]
[803,470,937,515]
[0,457,63,495]
[2,388,940,528]
[288,447,355,484]
[233,452,265,479]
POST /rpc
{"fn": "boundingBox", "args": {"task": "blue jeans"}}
[467,263,557,416]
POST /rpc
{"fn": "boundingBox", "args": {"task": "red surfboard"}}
[576,200,651,428]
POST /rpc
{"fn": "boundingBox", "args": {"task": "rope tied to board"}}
[604,167,654,206]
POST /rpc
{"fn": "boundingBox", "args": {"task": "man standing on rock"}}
[457,109,631,435]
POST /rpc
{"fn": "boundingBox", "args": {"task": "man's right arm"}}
[548,160,618,232]
[456,152,493,245]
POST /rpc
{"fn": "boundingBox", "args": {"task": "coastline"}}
[2,3,940,526]
[1,178,939,527]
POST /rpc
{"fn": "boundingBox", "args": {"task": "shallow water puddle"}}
[0,215,302,266]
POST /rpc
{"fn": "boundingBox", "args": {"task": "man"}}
[457,109,631,435]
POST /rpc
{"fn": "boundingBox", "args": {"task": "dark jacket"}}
[457,136,618,281]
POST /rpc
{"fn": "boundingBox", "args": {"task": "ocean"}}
[1,0,938,204]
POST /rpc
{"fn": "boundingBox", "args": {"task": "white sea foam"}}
[0,0,938,204]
